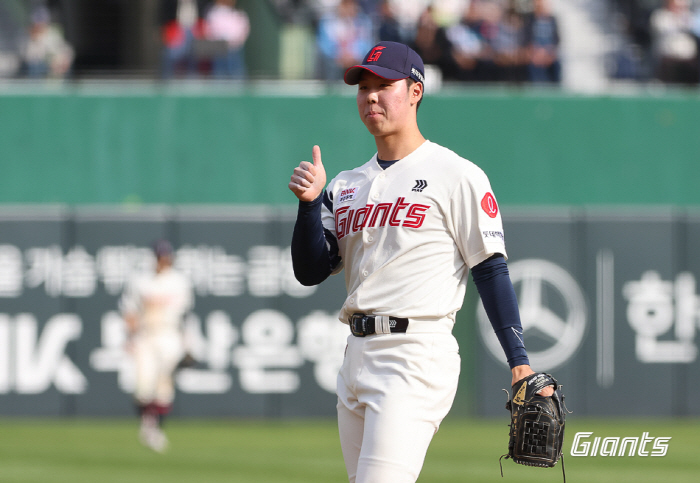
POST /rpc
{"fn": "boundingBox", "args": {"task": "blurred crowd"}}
[1,0,700,87]
[610,0,700,85]
[154,0,700,84]
[160,0,250,79]
[304,0,562,84]
[0,0,253,81]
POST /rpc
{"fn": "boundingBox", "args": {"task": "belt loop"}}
[376,315,391,334]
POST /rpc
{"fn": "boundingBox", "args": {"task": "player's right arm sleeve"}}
[291,192,342,286]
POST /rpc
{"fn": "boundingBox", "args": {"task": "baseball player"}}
[289,41,553,483]
[119,239,194,452]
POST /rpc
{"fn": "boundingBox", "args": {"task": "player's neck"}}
[156,263,171,274]
[374,128,425,161]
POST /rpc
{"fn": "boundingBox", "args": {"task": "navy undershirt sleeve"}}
[291,193,340,286]
[471,254,530,368]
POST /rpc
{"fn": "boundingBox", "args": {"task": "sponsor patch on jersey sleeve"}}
[338,187,358,204]
[482,230,504,241]
[481,192,499,218]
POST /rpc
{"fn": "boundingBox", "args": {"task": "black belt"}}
[349,313,409,337]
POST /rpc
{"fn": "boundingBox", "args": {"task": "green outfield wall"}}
[1,86,699,206]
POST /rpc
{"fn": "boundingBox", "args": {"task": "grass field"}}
[1,416,698,482]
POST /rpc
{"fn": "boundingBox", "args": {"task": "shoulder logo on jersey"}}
[338,187,358,204]
[366,46,385,62]
[481,192,498,218]
[411,180,427,192]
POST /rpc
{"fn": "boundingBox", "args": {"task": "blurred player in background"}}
[119,239,194,452]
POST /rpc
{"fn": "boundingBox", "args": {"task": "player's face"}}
[356,71,418,137]
[156,254,172,273]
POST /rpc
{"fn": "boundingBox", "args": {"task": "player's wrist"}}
[510,365,534,385]
[298,193,323,208]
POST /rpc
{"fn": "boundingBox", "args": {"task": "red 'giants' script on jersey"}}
[335,197,431,240]
[481,193,498,218]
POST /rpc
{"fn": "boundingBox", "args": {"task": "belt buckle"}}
[350,313,368,337]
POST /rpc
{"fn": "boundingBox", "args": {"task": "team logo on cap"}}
[367,46,385,62]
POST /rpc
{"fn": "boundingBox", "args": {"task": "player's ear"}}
[410,81,423,106]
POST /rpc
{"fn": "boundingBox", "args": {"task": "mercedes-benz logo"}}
[477,259,587,371]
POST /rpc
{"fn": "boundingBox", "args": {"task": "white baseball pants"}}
[132,330,184,406]
[337,322,461,483]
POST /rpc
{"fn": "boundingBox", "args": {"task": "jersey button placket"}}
[370,173,383,201]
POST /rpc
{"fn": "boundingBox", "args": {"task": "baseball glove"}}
[175,352,198,370]
[500,373,567,481]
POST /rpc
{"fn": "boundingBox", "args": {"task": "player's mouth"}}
[365,110,383,119]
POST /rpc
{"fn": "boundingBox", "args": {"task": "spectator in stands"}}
[474,0,503,82]
[377,0,403,43]
[649,0,698,84]
[385,0,433,42]
[205,0,250,79]
[411,5,453,79]
[445,0,489,81]
[160,0,207,79]
[316,0,373,80]
[22,6,74,79]
[606,9,647,80]
[522,0,561,83]
[492,4,527,83]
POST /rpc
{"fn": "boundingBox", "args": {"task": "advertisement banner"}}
[2,206,699,417]
[476,209,700,417]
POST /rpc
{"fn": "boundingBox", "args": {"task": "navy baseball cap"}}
[152,239,174,258]
[344,41,425,86]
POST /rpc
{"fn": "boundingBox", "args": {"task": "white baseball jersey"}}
[321,140,507,324]
[120,267,193,335]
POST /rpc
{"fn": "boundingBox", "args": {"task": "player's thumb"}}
[312,145,324,169]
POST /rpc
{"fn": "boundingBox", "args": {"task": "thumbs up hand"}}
[289,145,327,203]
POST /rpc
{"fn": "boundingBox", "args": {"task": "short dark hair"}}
[406,78,423,111]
